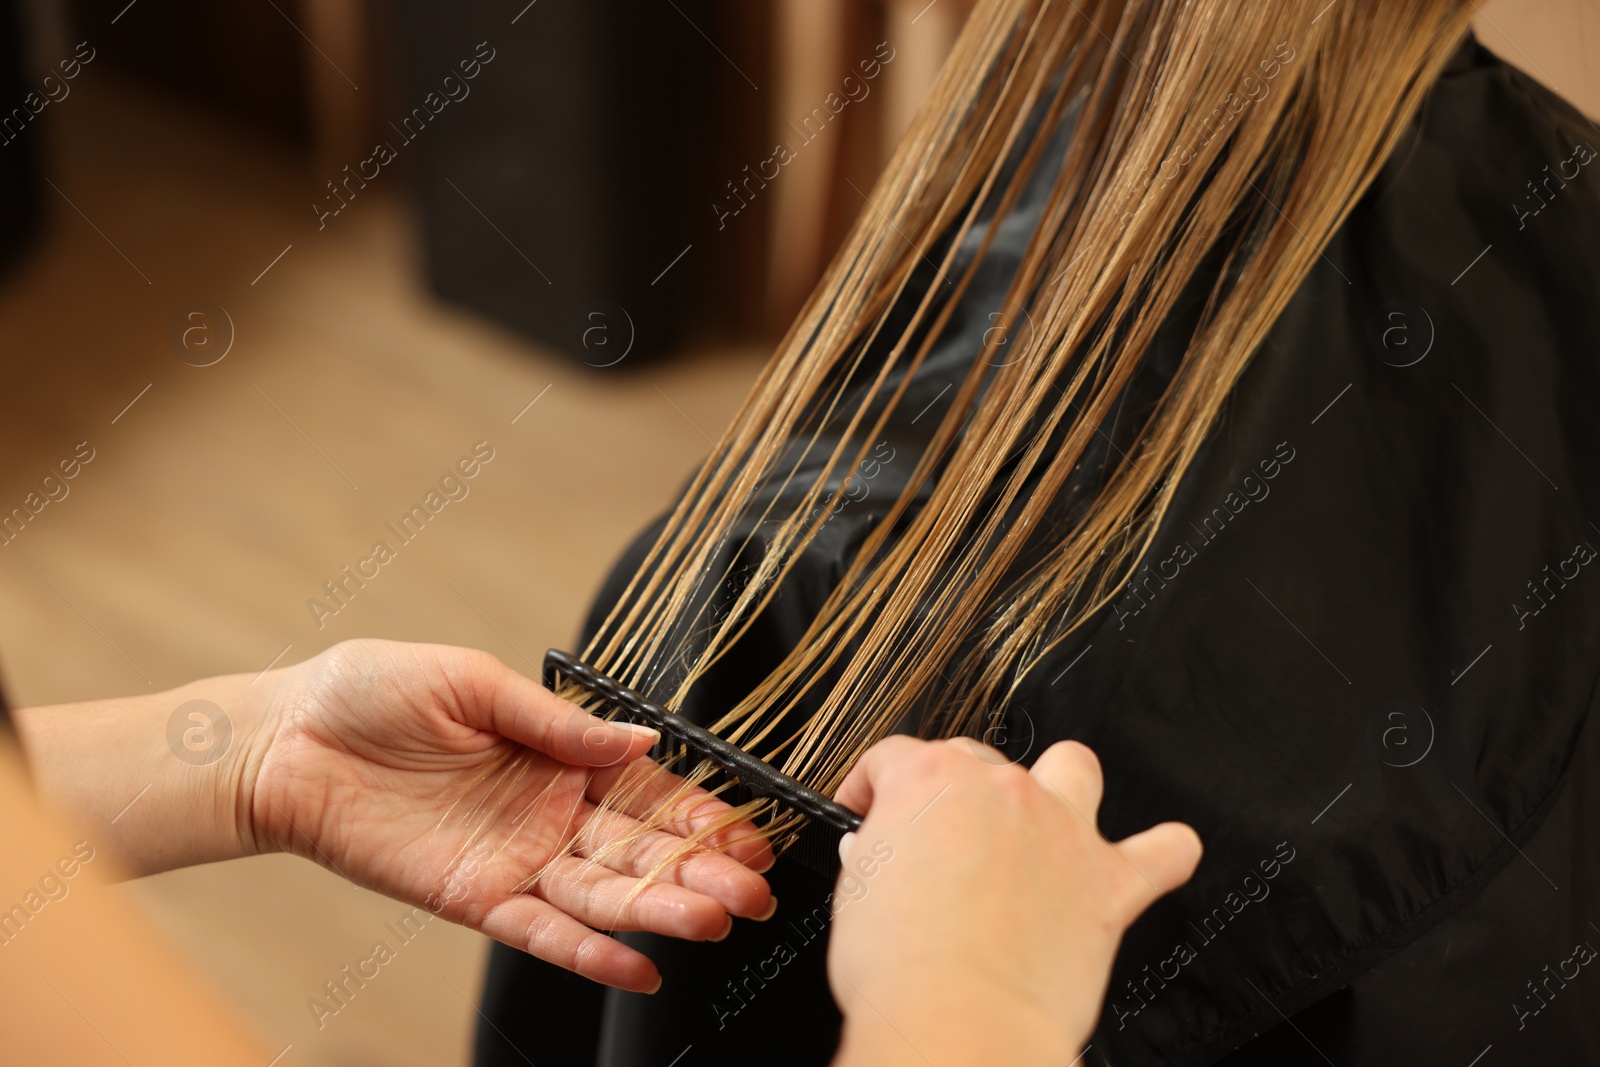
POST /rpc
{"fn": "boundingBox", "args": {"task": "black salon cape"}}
[476,38,1600,1067]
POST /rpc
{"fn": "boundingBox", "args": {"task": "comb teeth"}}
[543,649,861,877]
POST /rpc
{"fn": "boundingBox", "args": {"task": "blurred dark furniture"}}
[68,0,313,143]
[390,0,767,364]
[0,0,41,278]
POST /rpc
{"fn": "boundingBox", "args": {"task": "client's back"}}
[476,32,1600,1067]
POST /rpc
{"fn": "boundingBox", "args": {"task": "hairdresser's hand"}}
[243,640,774,992]
[826,738,1202,1067]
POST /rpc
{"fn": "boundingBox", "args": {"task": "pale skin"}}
[4,641,1199,1064]
[828,737,1203,1066]
[11,639,777,993]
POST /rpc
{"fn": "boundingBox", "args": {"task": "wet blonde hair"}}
[553,0,1474,872]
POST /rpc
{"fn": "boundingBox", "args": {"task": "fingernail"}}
[752,852,776,874]
[619,722,660,745]
[837,831,857,868]
[709,915,734,942]
[754,896,778,921]
[645,976,663,995]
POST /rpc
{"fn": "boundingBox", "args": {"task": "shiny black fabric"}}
[476,37,1600,1067]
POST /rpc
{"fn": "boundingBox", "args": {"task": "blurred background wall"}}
[0,2,1589,1064]
[47,0,985,358]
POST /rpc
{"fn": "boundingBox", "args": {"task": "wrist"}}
[13,669,283,875]
[209,668,285,861]
[833,983,1079,1067]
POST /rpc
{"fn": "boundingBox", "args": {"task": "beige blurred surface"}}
[1476,0,1600,120]
[0,743,276,1067]
[0,71,766,1067]
[0,5,1589,1067]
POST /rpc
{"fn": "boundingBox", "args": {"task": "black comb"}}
[542,648,861,877]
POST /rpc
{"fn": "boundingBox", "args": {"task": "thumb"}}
[538,699,662,768]
[1111,821,1203,923]
[444,650,661,767]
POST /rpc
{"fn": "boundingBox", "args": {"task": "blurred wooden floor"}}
[0,73,765,1067]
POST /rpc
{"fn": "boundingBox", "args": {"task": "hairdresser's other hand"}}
[243,640,774,993]
[827,737,1202,1066]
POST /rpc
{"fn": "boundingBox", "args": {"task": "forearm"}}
[11,670,276,875]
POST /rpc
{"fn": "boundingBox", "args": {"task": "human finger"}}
[533,854,733,940]
[442,649,661,767]
[1030,740,1105,821]
[947,736,1011,765]
[1110,821,1204,922]
[475,893,661,993]
[832,735,929,818]
[571,805,773,918]
[585,758,775,871]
